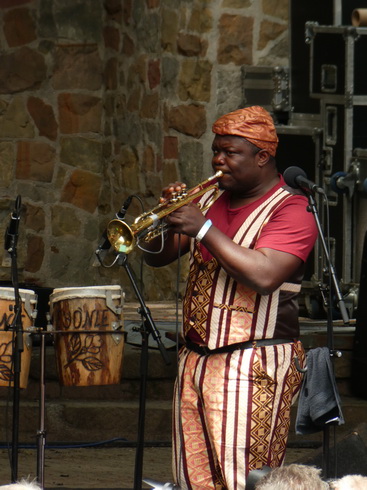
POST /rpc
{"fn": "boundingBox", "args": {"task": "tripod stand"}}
[304,191,349,479]
[115,252,171,490]
[4,195,23,482]
[96,244,171,490]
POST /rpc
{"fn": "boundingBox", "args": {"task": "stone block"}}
[0,96,34,138]
[167,104,206,138]
[143,146,155,172]
[140,93,159,119]
[25,235,44,273]
[258,20,288,51]
[105,0,123,20]
[51,0,103,44]
[187,7,213,33]
[27,96,58,141]
[218,14,253,65]
[3,7,37,47]
[103,25,120,51]
[24,204,45,233]
[0,47,46,94]
[179,141,204,186]
[178,60,212,102]
[148,59,160,90]
[163,136,178,160]
[60,169,102,213]
[60,137,103,173]
[52,45,102,91]
[51,205,81,237]
[161,8,178,53]
[0,142,14,188]
[122,33,135,56]
[135,12,160,52]
[104,57,118,90]
[58,94,102,135]
[177,33,205,57]
[16,141,56,182]
[263,0,288,19]
[161,57,179,98]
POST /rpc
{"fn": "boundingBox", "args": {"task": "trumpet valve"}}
[180,184,187,199]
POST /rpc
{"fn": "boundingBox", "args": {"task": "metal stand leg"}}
[116,253,170,490]
[36,332,47,488]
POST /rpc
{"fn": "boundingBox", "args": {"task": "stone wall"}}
[0,0,289,302]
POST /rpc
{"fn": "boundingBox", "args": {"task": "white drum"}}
[0,287,37,389]
[49,285,125,387]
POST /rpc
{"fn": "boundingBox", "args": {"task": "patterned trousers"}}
[172,341,305,490]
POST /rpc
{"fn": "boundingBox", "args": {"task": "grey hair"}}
[329,474,367,489]
[0,479,42,490]
[254,464,329,490]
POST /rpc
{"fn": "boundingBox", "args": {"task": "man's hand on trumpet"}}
[165,201,207,238]
[159,181,206,238]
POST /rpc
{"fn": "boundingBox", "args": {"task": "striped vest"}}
[183,186,303,349]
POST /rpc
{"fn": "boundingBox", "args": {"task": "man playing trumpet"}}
[144,106,318,489]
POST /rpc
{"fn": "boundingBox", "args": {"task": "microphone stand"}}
[306,191,349,479]
[4,196,23,482]
[115,252,171,490]
[36,330,47,488]
[96,198,171,489]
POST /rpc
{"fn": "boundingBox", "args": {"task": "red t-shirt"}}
[200,176,318,262]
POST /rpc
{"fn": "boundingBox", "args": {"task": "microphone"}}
[4,195,21,253]
[283,166,323,194]
[95,195,133,255]
[116,195,133,220]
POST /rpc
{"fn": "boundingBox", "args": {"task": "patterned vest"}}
[183,186,303,349]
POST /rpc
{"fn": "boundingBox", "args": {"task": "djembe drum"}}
[49,285,125,387]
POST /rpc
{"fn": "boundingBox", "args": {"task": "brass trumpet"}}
[107,170,223,254]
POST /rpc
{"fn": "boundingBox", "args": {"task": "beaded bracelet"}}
[195,219,213,242]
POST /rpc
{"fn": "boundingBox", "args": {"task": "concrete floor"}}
[0,443,320,489]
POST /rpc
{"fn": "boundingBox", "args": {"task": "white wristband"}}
[196,219,213,242]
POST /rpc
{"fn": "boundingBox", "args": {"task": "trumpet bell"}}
[107,219,136,254]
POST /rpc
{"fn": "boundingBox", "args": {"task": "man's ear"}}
[257,149,271,167]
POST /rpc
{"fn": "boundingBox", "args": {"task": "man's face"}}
[211,134,264,194]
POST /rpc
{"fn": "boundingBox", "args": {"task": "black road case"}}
[307,24,367,98]
[289,0,364,114]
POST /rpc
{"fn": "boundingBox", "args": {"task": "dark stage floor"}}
[0,443,321,489]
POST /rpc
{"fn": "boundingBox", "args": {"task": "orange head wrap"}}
[212,106,278,157]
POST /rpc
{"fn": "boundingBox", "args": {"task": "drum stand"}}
[35,325,127,489]
[115,252,171,490]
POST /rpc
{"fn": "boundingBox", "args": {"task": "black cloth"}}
[295,346,345,435]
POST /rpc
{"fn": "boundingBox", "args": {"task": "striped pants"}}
[172,341,305,490]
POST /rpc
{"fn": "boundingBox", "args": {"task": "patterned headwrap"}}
[212,105,278,157]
